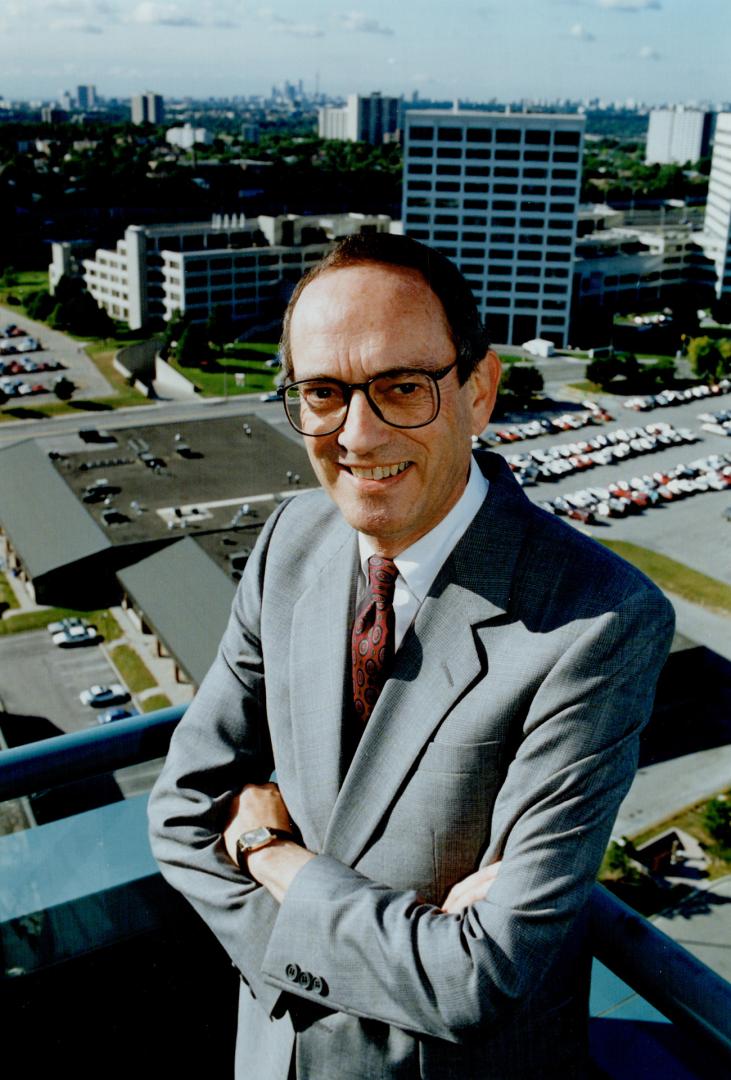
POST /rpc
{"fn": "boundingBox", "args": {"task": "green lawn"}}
[598,540,731,616]
[141,693,173,712]
[0,270,49,308]
[109,643,156,693]
[0,606,123,638]
[0,573,20,612]
[168,347,279,397]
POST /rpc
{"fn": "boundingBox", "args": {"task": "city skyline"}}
[0,0,728,107]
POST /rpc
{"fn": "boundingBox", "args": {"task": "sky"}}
[0,0,728,106]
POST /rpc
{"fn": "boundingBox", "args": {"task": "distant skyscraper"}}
[402,109,584,346]
[645,107,712,165]
[131,91,164,125]
[76,85,96,110]
[318,93,401,144]
[702,112,731,301]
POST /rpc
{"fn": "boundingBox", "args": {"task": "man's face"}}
[288,263,499,556]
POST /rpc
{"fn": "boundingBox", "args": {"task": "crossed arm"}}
[222,782,501,912]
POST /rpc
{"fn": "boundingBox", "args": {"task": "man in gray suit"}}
[148,233,674,1078]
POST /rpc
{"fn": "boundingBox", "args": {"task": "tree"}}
[586,355,622,389]
[705,794,731,847]
[53,376,75,401]
[25,289,55,321]
[206,305,233,358]
[176,324,207,368]
[501,363,544,404]
[687,336,723,383]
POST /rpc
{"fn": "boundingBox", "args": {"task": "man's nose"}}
[337,389,390,453]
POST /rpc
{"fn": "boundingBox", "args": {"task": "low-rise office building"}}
[51,212,391,331]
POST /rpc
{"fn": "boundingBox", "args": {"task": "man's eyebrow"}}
[297,363,445,383]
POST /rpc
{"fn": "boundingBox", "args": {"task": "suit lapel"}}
[323,454,530,866]
[287,521,359,846]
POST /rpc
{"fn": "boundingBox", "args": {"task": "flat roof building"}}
[645,107,712,166]
[701,112,731,301]
[57,212,391,331]
[402,109,584,347]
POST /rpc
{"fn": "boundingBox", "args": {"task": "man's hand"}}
[222,781,294,864]
[441,861,502,914]
[222,782,315,904]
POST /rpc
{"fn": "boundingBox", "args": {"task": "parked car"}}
[97,707,140,725]
[47,616,89,635]
[52,624,99,648]
[79,683,130,707]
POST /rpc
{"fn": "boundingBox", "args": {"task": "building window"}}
[467,128,492,142]
[435,213,458,223]
[464,199,488,209]
[526,130,550,145]
[410,146,433,157]
[554,130,580,146]
[410,181,432,191]
[436,181,460,192]
[553,151,579,163]
[525,150,549,162]
[495,183,518,194]
[438,127,462,141]
[410,126,434,140]
[495,167,519,177]
[436,164,461,175]
[466,147,491,160]
[466,166,491,177]
[408,164,432,175]
[495,149,520,161]
[496,128,520,143]
[437,147,461,159]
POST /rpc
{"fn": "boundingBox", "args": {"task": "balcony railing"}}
[1,708,730,1076]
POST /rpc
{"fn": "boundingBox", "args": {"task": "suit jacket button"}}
[285,963,300,983]
[311,976,327,996]
[298,970,314,991]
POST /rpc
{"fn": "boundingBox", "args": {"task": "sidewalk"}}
[108,604,194,709]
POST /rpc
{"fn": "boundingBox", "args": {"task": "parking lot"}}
[0,629,130,735]
[487,390,731,586]
[0,303,115,403]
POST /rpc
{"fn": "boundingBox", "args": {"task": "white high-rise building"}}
[318,93,401,144]
[402,109,584,346]
[701,112,731,300]
[645,107,712,165]
[131,91,164,125]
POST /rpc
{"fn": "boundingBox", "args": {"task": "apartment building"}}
[131,91,164,125]
[645,107,712,166]
[402,109,584,346]
[318,93,401,144]
[62,213,391,331]
[701,112,731,301]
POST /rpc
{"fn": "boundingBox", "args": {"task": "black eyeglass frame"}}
[281,360,459,438]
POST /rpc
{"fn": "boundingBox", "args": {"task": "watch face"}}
[240,826,272,851]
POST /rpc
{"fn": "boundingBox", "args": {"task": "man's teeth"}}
[351,462,410,480]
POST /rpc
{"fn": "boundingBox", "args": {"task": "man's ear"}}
[469,350,501,435]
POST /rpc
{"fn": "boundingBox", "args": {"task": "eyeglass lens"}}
[284,371,441,436]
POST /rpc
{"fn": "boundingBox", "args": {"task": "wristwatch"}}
[236,826,296,873]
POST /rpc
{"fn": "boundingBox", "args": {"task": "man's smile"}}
[343,461,412,480]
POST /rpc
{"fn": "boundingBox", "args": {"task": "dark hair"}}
[279,232,490,384]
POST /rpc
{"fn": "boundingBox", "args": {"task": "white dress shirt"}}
[358,458,489,650]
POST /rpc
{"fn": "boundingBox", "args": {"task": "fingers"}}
[441,861,502,915]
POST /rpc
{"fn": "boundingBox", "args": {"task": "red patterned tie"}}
[351,555,398,723]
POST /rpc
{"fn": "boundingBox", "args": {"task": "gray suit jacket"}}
[148,451,675,1079]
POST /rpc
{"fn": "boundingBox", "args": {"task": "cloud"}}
[338,11,394,35]
[50,17,104,31]
[638,43,660,59]
[598,0,661,10]
[258,8,324,37]
[130,2,200,26]
[569,22,595,41]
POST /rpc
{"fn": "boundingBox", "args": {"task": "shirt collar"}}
[358,457,489,603]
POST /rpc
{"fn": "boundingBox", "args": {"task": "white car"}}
[79,683,129,707]
[48,616,89,635]
[52,625,99,648]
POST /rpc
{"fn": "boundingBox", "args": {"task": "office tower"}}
[318,93,401,143]
[702,112,731,301]
[402,109,584,346]
[645,107,713,165]
[76,85,97,110]
[131,91,165,125]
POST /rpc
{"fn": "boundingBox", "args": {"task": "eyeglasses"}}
[282,361,458,437]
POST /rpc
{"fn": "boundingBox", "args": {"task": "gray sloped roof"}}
[0,440,110,577]
[117,537,236,687]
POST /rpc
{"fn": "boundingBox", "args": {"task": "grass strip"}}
[141,693,173,713]
[109,643,156,693]
[0,573,20,611]
[0,606,123,638]
[599,540,731,616]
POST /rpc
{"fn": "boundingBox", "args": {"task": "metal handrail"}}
[1,709,730,1062]
[0,705,185,801]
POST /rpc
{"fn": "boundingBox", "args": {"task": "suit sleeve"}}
[147,501,290,1014]
[258,585,675,1041]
